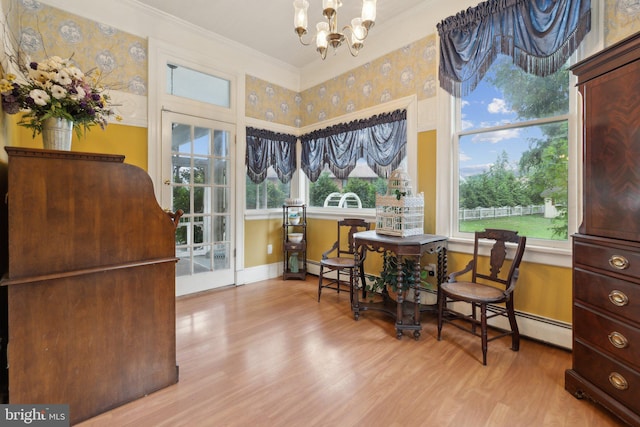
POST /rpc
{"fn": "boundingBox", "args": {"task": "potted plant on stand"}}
[365,252,432,302]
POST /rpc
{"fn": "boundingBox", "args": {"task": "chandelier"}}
[293,0,377,60]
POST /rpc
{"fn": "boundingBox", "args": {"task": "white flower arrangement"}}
[0,55,121,137]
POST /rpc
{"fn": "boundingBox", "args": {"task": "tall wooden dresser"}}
[0,148,181,425]
[565,32,640,426]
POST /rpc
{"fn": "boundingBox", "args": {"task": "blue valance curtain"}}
[437,0,591,97]
[301,109,407,182]
[246,127,297,184]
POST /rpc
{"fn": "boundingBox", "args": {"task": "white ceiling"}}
[134,0,429,69]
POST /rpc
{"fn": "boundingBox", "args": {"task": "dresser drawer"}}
[574,305,640,370]
[573,340,640,413]
[574,240,640,279]
[574,267,640,323]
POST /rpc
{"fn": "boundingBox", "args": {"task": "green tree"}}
[309,172,340,207]
[487,57,569,119]
[344,178,376,208]
[245,177,290,209]
[172,166,206,245]
[245,178,259,210]
[373,177,387,196]
[486,57,570,237]
[459,151,529,209]
[266,180,289,208]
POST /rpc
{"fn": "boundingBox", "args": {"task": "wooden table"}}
[352,230,447,340]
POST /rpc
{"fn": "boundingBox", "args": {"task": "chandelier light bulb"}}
[293,0,310,36]
[322,0,342,13]
[316,21,330,53]
[350,18,365,51]
[361,0,377,29]
[293,0,309,37]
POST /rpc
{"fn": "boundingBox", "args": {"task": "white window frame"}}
[435,2,604,268]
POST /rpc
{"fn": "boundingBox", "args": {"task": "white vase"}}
[42,117,73,151]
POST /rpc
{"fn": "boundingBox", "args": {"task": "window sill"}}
[244,207,377,223]
[306,207,376,222]
[244,209,282,221]
[446,236,572,268]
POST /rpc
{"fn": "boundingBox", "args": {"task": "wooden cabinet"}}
[565,32,640,426]
[282,204,306,280]
[0,148,180,425]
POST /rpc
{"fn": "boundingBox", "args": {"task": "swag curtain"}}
[301,109,407,182]
[246,127,297,184]
[437,0,591,97]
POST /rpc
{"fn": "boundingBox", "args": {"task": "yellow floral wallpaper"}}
[4,0,637,127]
[245,75,302,127]
[246,35,437,128]
[7,0,147,95]
[300,35,437,127]
[605,0,640,46]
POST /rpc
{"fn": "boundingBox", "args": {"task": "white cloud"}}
[487,98,511,114]
[472,128,520,144]
[459,151,471,162]
[460,164,492,178]
[461,119,473,130]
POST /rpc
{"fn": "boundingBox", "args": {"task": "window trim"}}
[437,79,577,267]
[454,113,573,247]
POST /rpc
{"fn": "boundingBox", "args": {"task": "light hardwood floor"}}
[78,277,625,427]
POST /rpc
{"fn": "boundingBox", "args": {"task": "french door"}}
[161,111,235,294]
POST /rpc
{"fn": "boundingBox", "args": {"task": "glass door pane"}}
[162,112,234,293]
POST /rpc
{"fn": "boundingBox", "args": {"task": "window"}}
[245,127,296,210]
[435,0,598,265]
[308,162,392,209]
[166,63,230,108]
[245,167,291,209]
[453,54,571,243]
[303,107,410,213]
[170,121,233,276]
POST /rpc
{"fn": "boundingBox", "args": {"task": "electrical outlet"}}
[267,244,273,254]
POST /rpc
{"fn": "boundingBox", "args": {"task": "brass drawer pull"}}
[609,372,629,391]
[608,331,629,349]
[609,290,629,307]
[609,255,630,270]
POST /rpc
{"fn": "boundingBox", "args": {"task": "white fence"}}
[459,205,545,221]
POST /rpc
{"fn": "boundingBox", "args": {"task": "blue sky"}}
[458,58,543,179]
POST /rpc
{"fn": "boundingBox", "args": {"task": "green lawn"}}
[459,214,564,240]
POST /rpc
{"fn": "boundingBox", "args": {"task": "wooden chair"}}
[437,229,527,365]
[318,218,370,302]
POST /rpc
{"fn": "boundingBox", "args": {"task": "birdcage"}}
[375,169,424,237]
